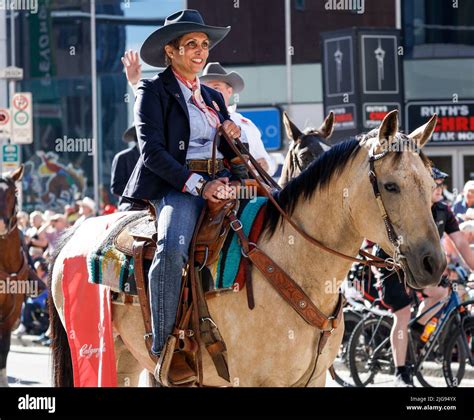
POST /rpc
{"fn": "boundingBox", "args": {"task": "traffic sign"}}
[0,108,11,140]
[2,144,20,172]
[240,107,282,150]
[0,66,24,80]
[11,92,33,144]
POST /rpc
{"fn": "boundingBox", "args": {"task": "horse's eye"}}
[384,182,400,193]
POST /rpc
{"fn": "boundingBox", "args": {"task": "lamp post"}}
[285,0,292,115]
[91,0,100,213]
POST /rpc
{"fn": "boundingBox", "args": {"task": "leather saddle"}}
[114,212,157,261]
[114,198,238,268]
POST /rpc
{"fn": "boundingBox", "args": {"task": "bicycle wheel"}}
[348,316,394,387]
[333,310,362,387]
[442,317,474,387]
[413,333,447,388]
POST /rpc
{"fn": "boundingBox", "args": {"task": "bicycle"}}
[332,261,392,387]
[348,264,474,387]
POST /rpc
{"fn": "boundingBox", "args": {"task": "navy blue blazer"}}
[122,65,238,201]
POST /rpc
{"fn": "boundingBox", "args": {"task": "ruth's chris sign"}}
[406,101,474,144]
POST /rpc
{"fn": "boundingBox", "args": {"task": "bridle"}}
[367,144,406,268]
[290,135,331,176]
[290,141,304,174]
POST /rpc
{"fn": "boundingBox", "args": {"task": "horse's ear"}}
[283,111,302,142]
[318,111,335,139]
[378,110,399,142]
[374,110,399,154]
[10,165,24,183]
[409,114,437,149]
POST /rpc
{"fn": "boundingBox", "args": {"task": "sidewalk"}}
[333,357,474,380]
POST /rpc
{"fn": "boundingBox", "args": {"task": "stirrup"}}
[153,335,196,387]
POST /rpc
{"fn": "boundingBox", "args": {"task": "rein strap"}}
[220,131,400,271]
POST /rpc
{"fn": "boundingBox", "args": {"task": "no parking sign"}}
[11,92,33,144]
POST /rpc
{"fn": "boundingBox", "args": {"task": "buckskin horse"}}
[279,111,335,188]
[50,111,446,387]
[0,166,30,387]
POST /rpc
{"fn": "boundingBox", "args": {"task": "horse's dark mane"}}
[265,138,361,236]
[265,133,432,237]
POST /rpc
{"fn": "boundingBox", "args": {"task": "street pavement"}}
[7,336,51,387]
[5,335,474,388]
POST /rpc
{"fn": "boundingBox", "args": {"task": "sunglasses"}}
[180,39,211,50]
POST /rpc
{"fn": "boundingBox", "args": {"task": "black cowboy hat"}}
[122,126,137,143]
[200,62,245,93]
[140,10,231,68]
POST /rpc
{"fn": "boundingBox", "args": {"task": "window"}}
[403,0,474,58]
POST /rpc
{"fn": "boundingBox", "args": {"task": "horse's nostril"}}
[423,255,435,276]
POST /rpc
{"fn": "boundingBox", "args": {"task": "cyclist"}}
[373,167,474,386]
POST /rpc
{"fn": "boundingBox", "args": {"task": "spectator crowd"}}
[13,196,105,346]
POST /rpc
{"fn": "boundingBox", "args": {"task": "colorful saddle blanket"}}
[213,197,268,289]
[86,211,147,294]
[86,199,268,295]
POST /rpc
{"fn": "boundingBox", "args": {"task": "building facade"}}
[187,0,474,192]
[1,0,473,211]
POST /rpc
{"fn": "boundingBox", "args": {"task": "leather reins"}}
[220,131,403,272]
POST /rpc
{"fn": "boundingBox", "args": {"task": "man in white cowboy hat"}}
[200,62,276,175]
[75,196,97,226]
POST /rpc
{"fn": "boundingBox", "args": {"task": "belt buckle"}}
[207,159,214,175]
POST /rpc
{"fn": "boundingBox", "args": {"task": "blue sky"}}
[122,0,186,70]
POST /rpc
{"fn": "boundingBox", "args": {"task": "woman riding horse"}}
[121,9,248,381]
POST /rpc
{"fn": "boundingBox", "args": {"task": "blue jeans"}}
[148,169,231,355]
[149,190,204,355]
